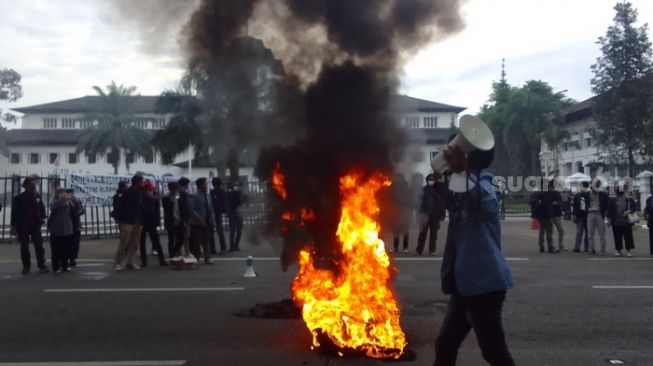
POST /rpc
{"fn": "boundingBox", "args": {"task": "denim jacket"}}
[189,192,215,227]
[441,171,514,296]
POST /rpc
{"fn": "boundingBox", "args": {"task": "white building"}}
[4,95,464,188]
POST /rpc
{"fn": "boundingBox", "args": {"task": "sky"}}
[1,0,653,120]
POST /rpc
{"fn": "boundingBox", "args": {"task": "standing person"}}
[561,189,573,220]
[111,181,128,222]
[161,182,183,259]
[189,178,214,264]
[139,182,167,267]
[174,177,193,258]
[48,188,75,273]
[210,177,230,255]
[389,174,412,254]
[572,182,590,253]
[415,173,447,255]
[608,183,637,257]
[434,146,515,366]
[113,174,145,271]
[645,194,653,257]
[531,179,557,253]
[227,181,244,252]
[10,177,49,275]
[550,181,565,251]
[586,179,609,256]
[66,189,85,267]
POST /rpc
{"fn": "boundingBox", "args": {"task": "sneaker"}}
[54,269,62,274]
[403,249,409,254]
[62,268,71,273]
[151,250,159,256]
[114,264,123,271]
[626,251,633,257]
[413,252,422,256]
[614,251,622,257]
[38,267,49,274]
[170,256,182,262]
[548,249,560,254]
[125,264,142,270]
[429,251,437,256]
[21,268,30,275]
[204,259,214,265]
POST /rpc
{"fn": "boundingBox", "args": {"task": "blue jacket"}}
[189,191,215,227]
[441,171,514,296]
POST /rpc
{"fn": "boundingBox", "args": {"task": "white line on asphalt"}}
[587,257,653,261]
[44,287,245,293]
[0,362,186,366]
[393,257,529,261]
[593,285,653,289]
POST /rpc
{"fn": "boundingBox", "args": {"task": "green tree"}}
[76,81,153,175]
[541,122,572,175]
[590,1,653,176]
[0,68,23,155]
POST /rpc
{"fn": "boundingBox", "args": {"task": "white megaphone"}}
[430,115,495,174]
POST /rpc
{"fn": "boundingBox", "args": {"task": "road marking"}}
[593,285,653,289]
[44,287,245,293]
[0,362,186,366]
[394,257,529,261]
[587,257,653,261]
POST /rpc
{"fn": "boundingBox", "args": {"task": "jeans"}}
[574,216,589,251]
[417,214,441,254]
[140,225,166,265]
[228,213,243,250]
[612,225,634,251]
[434,291,515,366]
[552,216,564,249]
[17,226,46,270]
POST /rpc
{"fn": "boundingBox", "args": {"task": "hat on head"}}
[143,181,155,191]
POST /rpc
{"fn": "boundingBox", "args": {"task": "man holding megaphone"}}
[432,115,515,366]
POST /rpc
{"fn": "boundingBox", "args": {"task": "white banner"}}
[65,173,157,206]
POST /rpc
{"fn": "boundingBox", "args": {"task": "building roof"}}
[391,95,466,113]
[12,96,161,114]
[7,129,80,146]
[561,96,595,124]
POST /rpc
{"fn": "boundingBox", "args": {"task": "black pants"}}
[417,215,441,254]
[393,233,409,251]
[71,231,81,260]
[166,225,183,258]
[140,225,166,266]
[228,213,243,250]
[17,226,46,270]
[612,225,635,251]
[214,214,227,252]
[50,235,72,271]
[649,220,653,255]
[190,225,212,260]
[435,291,515,366]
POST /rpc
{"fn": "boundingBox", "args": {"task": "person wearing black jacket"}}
[210,177,230,255]
[11,177,49,275]
[113,174,145,271]
[607,184,637,257]
[111,181,128,222]
[139,182,167,267]
[172,177,192,257]
[227,181,244,252]
[162,182,183,259]
[572,182,591,253]
[531,179,558,253]
[645,194,653,257]
[66,189,85,267]
[416,173,447,255]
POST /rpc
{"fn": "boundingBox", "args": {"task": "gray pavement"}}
[0,219,652,366]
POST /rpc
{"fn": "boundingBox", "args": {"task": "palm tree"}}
[76,81,153,175]
[542,122,571,175]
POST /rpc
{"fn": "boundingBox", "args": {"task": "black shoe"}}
[218,250,227,255]
[38,266,49,274]
[210,250,218,255]
[572,249,580,253]
[69,260,77,267]
[21,268,30,275]
[539,247,545,253]
[141,263,148,268]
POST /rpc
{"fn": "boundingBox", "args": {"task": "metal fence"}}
[0,175,271,243]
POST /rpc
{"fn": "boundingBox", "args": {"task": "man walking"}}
[210,177,230,255]
[416,173,447,255]
[11,177,49,275]
[587,180,609,255]
[572,182,590,253]
[113,174,145,271]
[189,178,215,264]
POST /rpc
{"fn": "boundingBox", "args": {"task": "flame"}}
[291,172,407,359]
[272,162,287,200]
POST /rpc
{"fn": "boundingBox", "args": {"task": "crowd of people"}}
[530,178,653,257]
[9,174,245,274]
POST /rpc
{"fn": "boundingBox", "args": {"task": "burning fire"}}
[273,165,407,359]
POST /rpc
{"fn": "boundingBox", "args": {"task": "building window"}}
[62,118,76,129]
[563,143,568,152]
[29,153,40,164]
[406,116,420,128]
[69,153,78,164]
[412,151,425,163]
[585,138,592,148]
[49,153,59,164]
[10,153,20,164]
[126,153,135,164]
[152,118,166,129]
[144,154,154,164]
[134,118,148,129]
[43,118,57,129]
[81,120,94,129]
[87,153,97,164]
[423,116,438,129]
[107,153,118,165]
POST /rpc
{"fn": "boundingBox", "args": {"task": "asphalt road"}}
[0,219,652,366]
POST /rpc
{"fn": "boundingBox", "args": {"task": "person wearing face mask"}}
[415,173,447,255]
[572,181,591,253]
[433,145,515,366]
[607,182,637,257]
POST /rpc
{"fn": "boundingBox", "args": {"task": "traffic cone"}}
[243,255,257,277]
[531,219,540,230]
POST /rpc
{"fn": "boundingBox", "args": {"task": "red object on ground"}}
[531,219,540,230]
